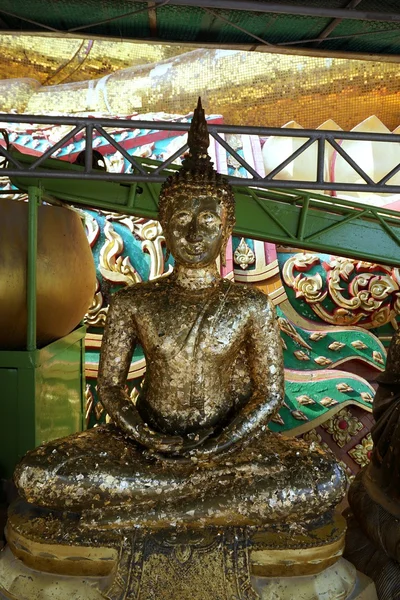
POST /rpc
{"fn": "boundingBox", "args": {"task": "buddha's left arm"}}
[194,293,284,457]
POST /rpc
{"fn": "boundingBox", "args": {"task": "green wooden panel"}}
[0,327,86,478]
[35,334,84,444]
[0,369,19,479]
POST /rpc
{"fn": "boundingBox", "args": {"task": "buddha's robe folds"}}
[15,424,345,527]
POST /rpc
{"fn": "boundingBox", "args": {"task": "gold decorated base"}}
[0,549,376,600]
[0,499,351,599]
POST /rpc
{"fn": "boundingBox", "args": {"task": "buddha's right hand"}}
[144,428,215,462]
[100,387,212,454]
[113,403,184,453]
[98,386,184,453]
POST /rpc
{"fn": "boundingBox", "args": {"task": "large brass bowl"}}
[0,198,96,349]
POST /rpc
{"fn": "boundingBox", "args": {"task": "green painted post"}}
[27,186,40,352]
[127,183,138,208]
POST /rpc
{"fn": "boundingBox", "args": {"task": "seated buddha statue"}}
[13,100,346,532]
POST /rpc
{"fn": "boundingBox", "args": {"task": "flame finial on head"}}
[182,97,212,173]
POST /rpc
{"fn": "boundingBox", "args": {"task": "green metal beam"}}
[9,150,400,266]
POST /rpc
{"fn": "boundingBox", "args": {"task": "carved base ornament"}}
[0,100,368,599]
[1,501,355,600]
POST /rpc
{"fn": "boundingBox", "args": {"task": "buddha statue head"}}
[159,98,235,267]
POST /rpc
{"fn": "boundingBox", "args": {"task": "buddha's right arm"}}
[97,290,184,453]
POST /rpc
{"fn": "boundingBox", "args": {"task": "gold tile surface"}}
[0,36,398,130]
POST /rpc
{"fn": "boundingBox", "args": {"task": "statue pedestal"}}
[252,562,377,600]
[0,547,376,600]
[0,500,377,600]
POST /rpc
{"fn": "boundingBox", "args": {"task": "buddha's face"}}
[165,194,227,267]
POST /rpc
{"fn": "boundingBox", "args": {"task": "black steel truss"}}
[1,112,400,195]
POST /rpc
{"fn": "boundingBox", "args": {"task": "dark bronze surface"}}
[346,329,400,598]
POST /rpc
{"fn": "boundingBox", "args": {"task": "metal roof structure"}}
[3,113,400,266]
[1,1,400,61]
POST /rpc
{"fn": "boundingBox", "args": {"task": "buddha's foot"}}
[0,498,366,600]
[345,470,400,599]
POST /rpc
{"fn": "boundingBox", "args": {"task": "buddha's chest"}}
[134,293,247,361]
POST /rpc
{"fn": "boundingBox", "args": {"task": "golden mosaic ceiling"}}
[0,35,399,130]
[0,35,191,84]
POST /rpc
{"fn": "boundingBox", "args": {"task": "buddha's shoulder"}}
[111,279,171,304]
[226,281,275,313]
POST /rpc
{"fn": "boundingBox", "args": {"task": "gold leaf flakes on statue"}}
[360,392,374,404]
[341,462,355,484]
[351,340,368,350]
[233,238,256,271]
[309,332,326,341]
[348,434,373,467]
[291,410,309,421]
[328,341,345,352]
[372,351,385,365]
[278,317,312,350]
[314,356,332,366]
[99,221,141,285]
[296,395,316,406]
[336,383,353,393]
[293,350,310,361]
[320,397,338,407]
[321,408,363,448]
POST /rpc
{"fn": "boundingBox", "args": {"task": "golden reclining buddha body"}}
[14,100,346,530]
